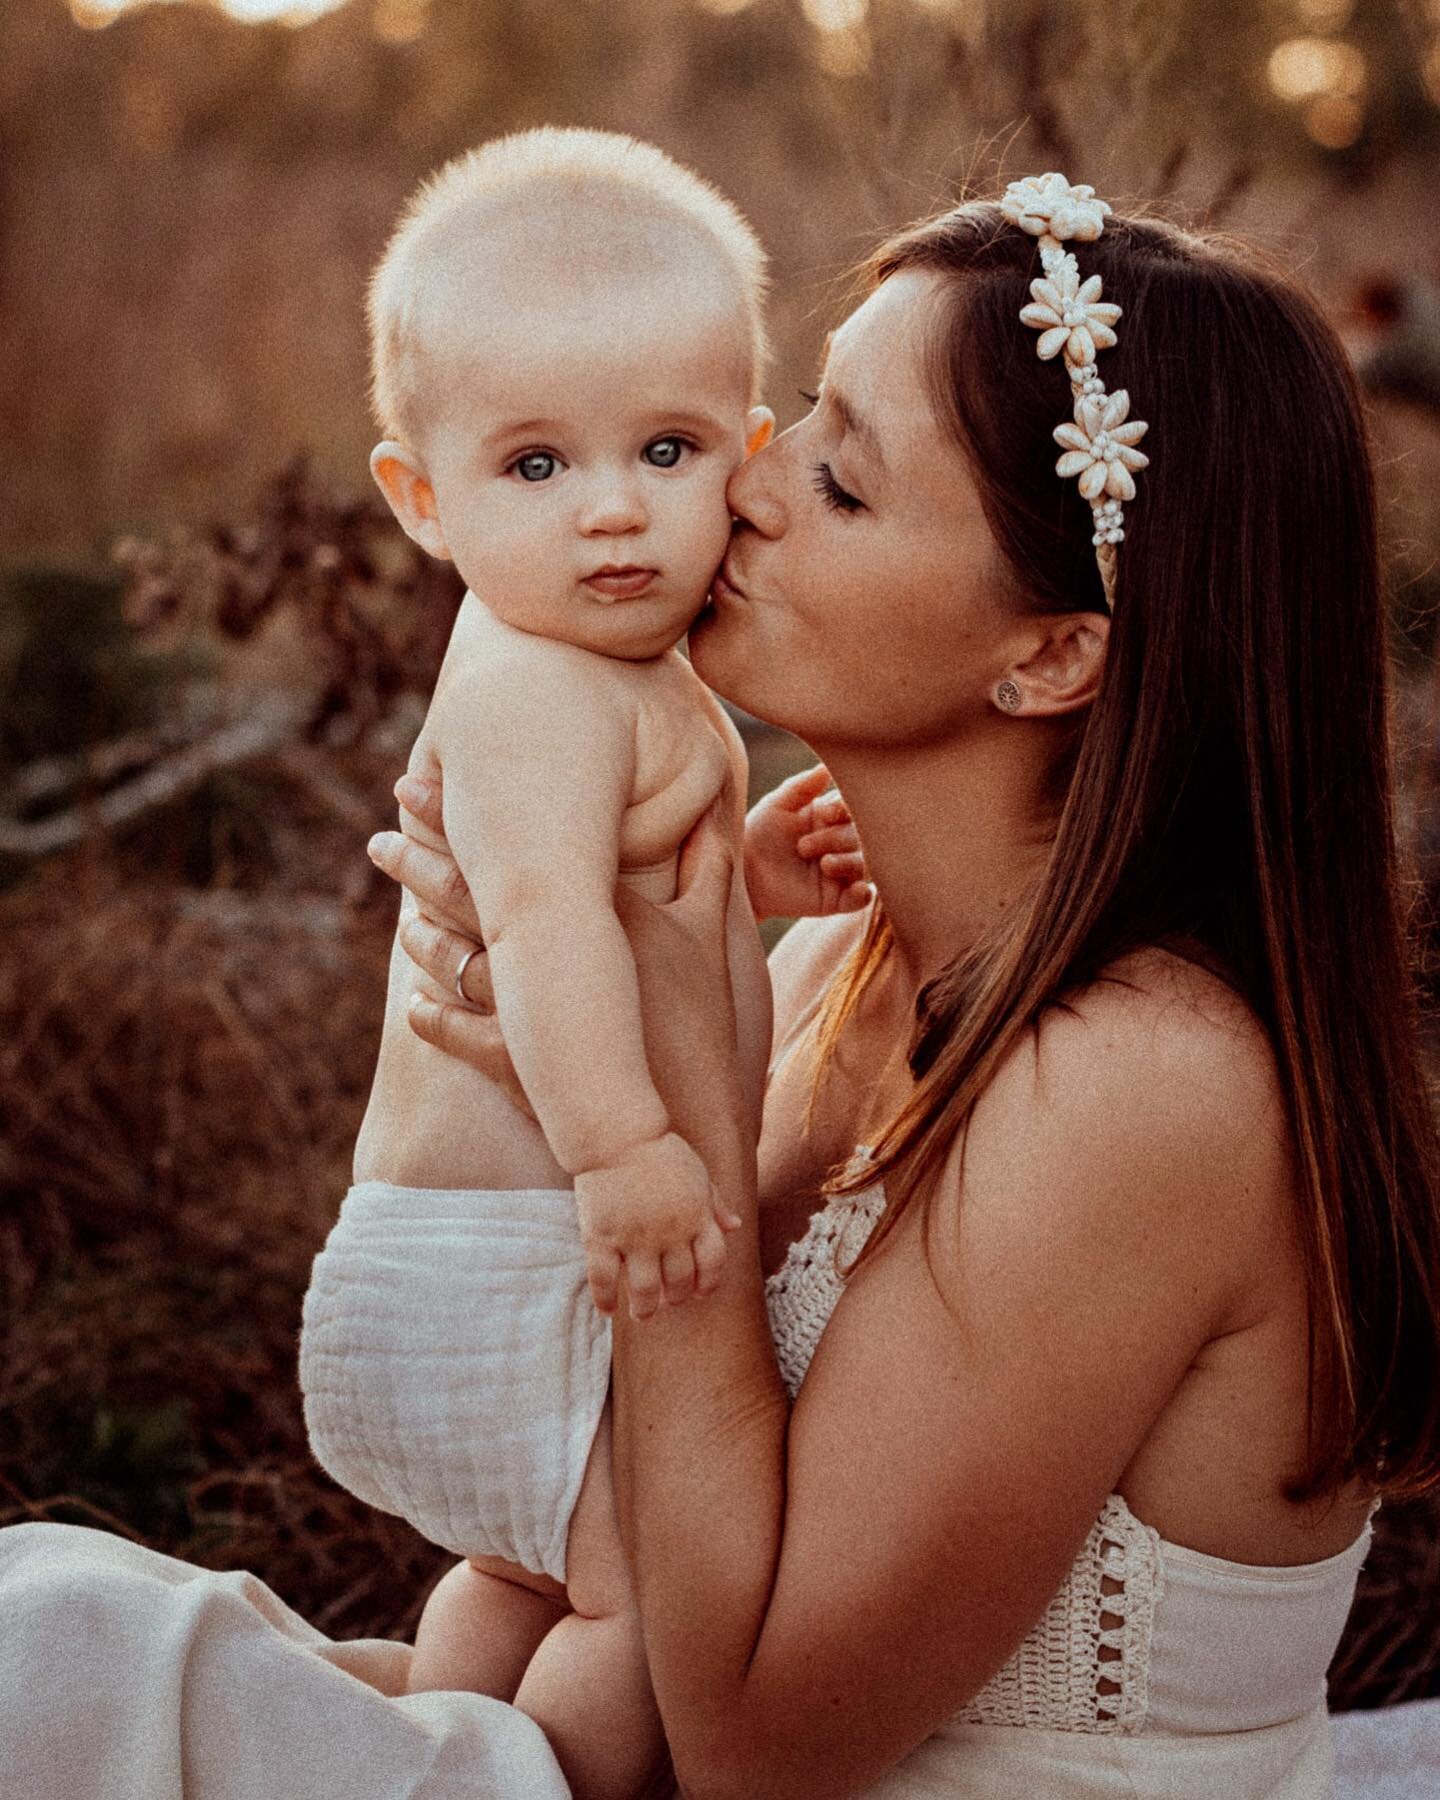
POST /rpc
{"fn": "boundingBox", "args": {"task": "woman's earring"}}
[996,679,1022,713]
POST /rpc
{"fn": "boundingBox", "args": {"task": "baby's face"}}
[411,257,757,660]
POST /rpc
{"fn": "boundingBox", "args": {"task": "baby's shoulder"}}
[434,616,639,728]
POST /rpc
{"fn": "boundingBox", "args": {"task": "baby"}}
[297,128,861,1799]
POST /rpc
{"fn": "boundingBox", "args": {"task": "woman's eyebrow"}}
[818,331,887,477]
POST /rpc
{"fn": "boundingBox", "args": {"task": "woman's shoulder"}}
[961,943,1291,1300]
[1042,943,1287,1151]
[1060,943,1283,1117]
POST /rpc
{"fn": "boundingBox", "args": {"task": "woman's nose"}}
[579,472,647,537]
[725,433,787,538]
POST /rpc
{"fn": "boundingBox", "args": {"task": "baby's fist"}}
[574,1131,741,1321]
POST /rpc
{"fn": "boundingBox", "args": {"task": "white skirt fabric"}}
[855,1708,1336,1799]
[298,1180,611,1584]
[0,1523,569,1800]
[0,1521,1437,1799]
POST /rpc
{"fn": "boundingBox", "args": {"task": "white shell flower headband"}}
[999,172,1149,613]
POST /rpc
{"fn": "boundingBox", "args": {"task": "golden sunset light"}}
[70,0,346,26]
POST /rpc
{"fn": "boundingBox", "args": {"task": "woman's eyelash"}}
[812,461,862,514]
[800,391,862,513]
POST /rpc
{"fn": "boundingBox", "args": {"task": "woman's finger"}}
[407,994,490,1059]
[406,996,535,1125]
[624,1250,663,1322]
[692,1215,729,1297]
[797,823,860,860]
[659,1243,696,1308]
[393,772,445,832]
[367,832,483,938]
[672,798,735,912]
[586,1246,622,1319]
[774,763,834,810]
[397,915,493,1011]
[820,851,867,884]
[807,793,849,826]
[840,880,875,913]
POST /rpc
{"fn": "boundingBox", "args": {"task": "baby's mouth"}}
[583,566,657,601]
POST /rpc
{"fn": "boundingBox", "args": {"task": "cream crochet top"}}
[762,1166,1376,1740]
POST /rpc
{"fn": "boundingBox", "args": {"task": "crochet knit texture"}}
[763,1179,1163,1734]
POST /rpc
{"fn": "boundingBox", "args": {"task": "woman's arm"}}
[378,796,1269,1800]
[604,894,1265,1798]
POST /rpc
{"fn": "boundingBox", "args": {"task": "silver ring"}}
[455,945,483,1004]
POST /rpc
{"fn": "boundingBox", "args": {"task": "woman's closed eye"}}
[797,390,864,514]
[812,461,863,514]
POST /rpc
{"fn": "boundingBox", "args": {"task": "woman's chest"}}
[755,992,916,1279]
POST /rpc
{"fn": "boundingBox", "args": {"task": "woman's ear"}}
[370,442,450,561]
[1007,612,1110,717]
[745,406,776,457]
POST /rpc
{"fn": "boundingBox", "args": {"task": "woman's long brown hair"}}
[811,200,1440,1502]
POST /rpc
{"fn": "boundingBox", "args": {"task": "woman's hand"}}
[743,763,872,922]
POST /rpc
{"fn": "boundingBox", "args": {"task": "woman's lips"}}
[712,560,747,603]
[583,566,657,600]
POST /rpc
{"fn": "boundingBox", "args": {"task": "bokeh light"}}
[372,0,429,44]
[1303,91,1364,147]
[1424,38,1440,106]
[801,0,868,30]
[801,0,869,76]
[69,0,347,24]
[69,0,129,26]
[1290,0,1354,29]
[221,0,344,17]
[1267,35,1367,102]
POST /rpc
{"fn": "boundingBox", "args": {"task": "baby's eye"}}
[643,437,688,469]
[511,452,558,482]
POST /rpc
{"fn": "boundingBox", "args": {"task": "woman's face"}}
[690,268,1012,750]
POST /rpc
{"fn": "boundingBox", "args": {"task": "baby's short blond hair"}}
[368,127,770,442]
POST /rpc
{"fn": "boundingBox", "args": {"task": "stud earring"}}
[996,679,1022,713]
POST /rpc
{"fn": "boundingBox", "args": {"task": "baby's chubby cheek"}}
[686,468,744,579]
[443,523,568,623]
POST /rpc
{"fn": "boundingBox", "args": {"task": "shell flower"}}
[1019,267,1122,366]
[1053,389,1150,502]
[1001,173,1112,244]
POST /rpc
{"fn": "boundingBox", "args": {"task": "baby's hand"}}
[743,763,873,922]
[574,1131,741,1322]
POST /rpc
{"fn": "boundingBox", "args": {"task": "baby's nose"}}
[579,474,648,535]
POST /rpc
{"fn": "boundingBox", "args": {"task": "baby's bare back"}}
[354,599,767,1193]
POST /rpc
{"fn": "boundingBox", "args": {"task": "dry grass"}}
[0,757,456,1640]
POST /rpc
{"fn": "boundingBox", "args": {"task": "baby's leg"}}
[408,1554,566,1698]
[514,1400,667,1800]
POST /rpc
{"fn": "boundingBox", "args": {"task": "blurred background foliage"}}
[4,0,1440,1708]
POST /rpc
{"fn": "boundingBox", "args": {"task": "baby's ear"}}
[370,442,450,561]
[745,406,776,457]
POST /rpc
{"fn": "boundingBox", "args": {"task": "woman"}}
[367,181,1440,1797]
[0,178,1436,1800]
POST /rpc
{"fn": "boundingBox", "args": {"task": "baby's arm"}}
[434,649,734,1319]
